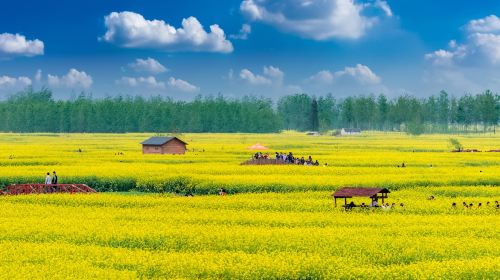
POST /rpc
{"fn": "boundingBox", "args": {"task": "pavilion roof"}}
[332,187,390,198]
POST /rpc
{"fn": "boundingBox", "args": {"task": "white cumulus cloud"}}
[0,75,32,89]
[308,64,381,85]
[47,69,93,89]
[263,65,284,83]
[467,15,500,33]
[168,77,199,93]
[128,57,167,74]
[116,76,166,89]
[426,15,500,65]
[240,0,392,40]
[423,15,500,93]
[240,65,284,85]
[307,70,335,84]
[0,33,44,58]
[240,69,271,85]
[469,32,500,63]
[102,11,233,53]
[335,64,381,84]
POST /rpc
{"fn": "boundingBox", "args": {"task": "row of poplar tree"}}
[0,88,498,133]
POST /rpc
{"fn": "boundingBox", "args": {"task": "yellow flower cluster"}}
[0,132,499,278]
[0,188,498,279]
[0,132,498,193]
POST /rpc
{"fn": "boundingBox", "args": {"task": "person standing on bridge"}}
[52,171,58,185]
[44,172,51,185]
[44,172,51,193]
[51,171,58,192]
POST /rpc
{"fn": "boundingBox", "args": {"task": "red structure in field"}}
[332,187,390,207]
[0,184,96,195]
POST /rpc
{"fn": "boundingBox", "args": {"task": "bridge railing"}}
[1,184,96,195]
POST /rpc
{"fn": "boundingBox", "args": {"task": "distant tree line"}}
[278,91,499,134]
[0,88,498,134]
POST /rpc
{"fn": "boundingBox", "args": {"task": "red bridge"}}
[0,184,97,195]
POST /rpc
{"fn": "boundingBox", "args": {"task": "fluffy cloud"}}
[128,58,167,74]
[307,70,335,84]
[230,24,252,40]
[423,15,500,93]
[0,33,44,58]
[470,33,500,63]
[240,69,271,85]
[240,66,284,85]
[168,77,199,93]
[308,64,381,85]
[263,65,284,83]
[467,15,500,33]
[102,11,233,53]
[0,75,32,89]
[116,76,165,89]
[240,0,392,40]
[335,64,381,84]
[117,76,199,92]
[47,69,93,89]
[426,15,500,65]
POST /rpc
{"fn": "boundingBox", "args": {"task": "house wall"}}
[161,139,186,154]
[142,145,163,154]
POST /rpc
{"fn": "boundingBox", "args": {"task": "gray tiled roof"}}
[141,137,183,146]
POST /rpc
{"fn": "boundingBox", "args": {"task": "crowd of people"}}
[346,198,404,210]
[452,201,499,209]
[253,152,321,166]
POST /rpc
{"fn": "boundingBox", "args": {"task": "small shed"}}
[141,137,187,155]
[332,187,390,207]
[340,128,361,135]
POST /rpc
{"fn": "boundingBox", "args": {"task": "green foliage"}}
[310,98,319,131]
[0,89,498,133]
[449,138,463,151]
[406,119,425,135]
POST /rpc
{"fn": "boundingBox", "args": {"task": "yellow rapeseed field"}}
[0,189,498,279]
[0,132,498,192]
[0,132,499,279]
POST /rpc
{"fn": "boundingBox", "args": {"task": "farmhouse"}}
[340,128,361,135]
[141,137,187,155]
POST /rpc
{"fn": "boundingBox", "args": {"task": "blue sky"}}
[1,0,500,99]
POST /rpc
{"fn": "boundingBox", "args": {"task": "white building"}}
[340,128,361,135]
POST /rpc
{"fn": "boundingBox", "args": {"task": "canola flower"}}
[0,132,498,193]
[0,188,498,279]
[0,132,498,279]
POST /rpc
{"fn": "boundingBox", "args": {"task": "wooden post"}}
[334,197,337,207]
[344,197,347,206]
